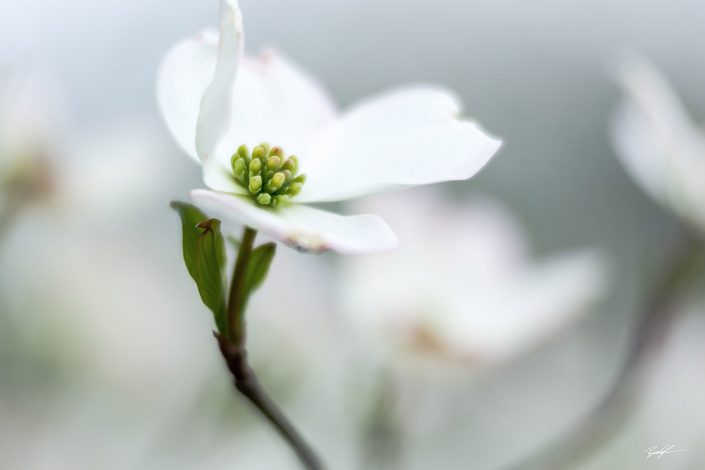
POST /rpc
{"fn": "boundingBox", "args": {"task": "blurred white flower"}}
[1,115,214,404]
[611,55,705,235]
[158,0,501,254]
[0,69,67,216]
[57,118,176,218]
[0,69,67,159]
[340,189,607,370]
[0,69,234,466]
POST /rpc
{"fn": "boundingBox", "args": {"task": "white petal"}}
[611,55,705,232]
[157,0,243,164]
[297,86,502,202]
[195,0,244,161]
[202,157,247,195]
[157,29,218,162]
[204,50,338,192]
[189,189,397,254]
[612,55,694,198]
[158,0,335,192]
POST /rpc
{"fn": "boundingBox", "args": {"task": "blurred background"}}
[1,0,704,468]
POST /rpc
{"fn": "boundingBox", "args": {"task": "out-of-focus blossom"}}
[0,115,235,468]
[158,0,501,254]
[1,115,213,403]
[341,189,607,370]
[611,55,705,235]
[0,72,208,405]
[0,69,67,217]
[57,119,176,219]
[0,70,66,158]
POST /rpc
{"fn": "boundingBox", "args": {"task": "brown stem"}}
[215,334,323,470]
[220,226,324,470]
[503,229,703,470]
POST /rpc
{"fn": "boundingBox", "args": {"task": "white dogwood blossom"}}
[158,0,501,254]
[611,55,705,235]
[340,190,607,368]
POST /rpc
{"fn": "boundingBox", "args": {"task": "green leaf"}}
[171,201,227,333]
[245,242,276,296]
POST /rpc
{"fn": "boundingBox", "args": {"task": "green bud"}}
[249,175,262,194]
[232,157,247,181]
[237,144,249,159]
[272,195,290,207]
[294,174,306,184]
[228,143,305,207]
[265,156,281,171]
[268,172,285,191]
[287,182,303,196]
[256,193,272,205]
[252,145,266,160]
[249,158,262,175]
[283,156,298,173]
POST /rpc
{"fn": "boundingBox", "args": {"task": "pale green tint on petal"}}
[157,29,218,162]
[195,0,244,162]
[297,86,502,203]
[189,189,397,254]
[203,156,247,194]
[611,55,705,233]
[211,50,337,171]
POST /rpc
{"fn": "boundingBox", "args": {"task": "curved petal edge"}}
[190,189,398,255]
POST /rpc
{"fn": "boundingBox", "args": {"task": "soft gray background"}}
[2,0,704,468]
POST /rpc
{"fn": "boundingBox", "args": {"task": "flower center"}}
[230,143,305,207]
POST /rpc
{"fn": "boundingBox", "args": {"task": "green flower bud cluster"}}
[231,143,306,207]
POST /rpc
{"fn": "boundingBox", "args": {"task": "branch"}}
[216,334,323,470]
[502,230,703,470]
[220,226,324,470]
